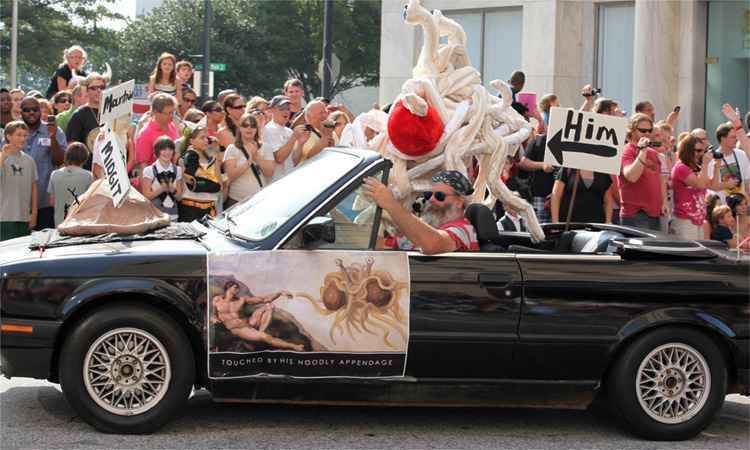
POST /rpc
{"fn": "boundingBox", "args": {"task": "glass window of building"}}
[444,8,523,88]
[596,2,635,113]
[705,0,750,140]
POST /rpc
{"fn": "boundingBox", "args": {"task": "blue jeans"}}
[621,210,661,231]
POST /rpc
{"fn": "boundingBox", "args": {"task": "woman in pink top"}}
[619,113,664,230]
[670,135,721,240]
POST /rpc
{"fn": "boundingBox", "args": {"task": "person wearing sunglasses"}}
[3,97,67,230]
[362,170,479,254]
[178,87,198,119]
[217,94,246,150]
[619,113,664,231]
[66,73,108,170]
[670,135,721,240]
[51,91,72,114]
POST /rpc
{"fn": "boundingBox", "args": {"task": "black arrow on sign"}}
[547,130,618,165]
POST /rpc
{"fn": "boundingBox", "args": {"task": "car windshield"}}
[214,150,364,241]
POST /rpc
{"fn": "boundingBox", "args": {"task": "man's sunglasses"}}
[422,191,456,202]
[636,127,653,133]
[21,107,40,113]
[183,97,197,104]
[87,85,105,91]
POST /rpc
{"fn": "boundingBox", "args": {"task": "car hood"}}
[0,235,207,268]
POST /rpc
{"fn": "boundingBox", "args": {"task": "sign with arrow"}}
[544,107,627,175]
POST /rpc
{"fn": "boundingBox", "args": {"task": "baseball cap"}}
[269,95,291,108]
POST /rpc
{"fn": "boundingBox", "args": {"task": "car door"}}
[281,171,523,379]
[406,252,522,379]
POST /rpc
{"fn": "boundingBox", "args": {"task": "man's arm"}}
[362,177,457,255]
[722,104,750,155]
[49,126,66,166]
[580,85,594,112]
[622,140,650,183]
[273,127,302,165]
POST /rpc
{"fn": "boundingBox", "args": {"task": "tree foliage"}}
[0,0,124,90]
[114,0,381,99]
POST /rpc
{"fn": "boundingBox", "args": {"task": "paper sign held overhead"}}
[544,107,627,175]
[96,126,131,208]
[98,80,135,126]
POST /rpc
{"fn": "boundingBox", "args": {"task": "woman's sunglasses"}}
[56,98,71,104]
[636,127,653,133]
[422,191,456,202]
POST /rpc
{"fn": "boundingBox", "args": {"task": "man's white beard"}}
[421,202,464,228]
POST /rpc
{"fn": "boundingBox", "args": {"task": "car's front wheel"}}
[607,326,727,440]
[59,303,195,433]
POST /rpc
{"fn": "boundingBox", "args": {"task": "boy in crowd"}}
[0,121,38,240]
[48,142,93,226]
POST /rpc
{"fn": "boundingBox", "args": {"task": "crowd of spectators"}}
[1,49,749,253]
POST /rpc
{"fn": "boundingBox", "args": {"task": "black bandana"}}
[431,170,474,196]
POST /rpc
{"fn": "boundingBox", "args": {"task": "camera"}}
[582,88,601,98]
[304,124,314,131]
[711,146,724,160]
[322,119,336,129]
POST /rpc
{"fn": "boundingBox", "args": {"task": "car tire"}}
[59,303,195,434]
[607,326,727,441]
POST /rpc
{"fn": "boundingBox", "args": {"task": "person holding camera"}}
[619,113,664,231]
[707,122,750,203]
[670,135,721,240]
[298,100,337,164]
[259,95,309,184]
[142,136,182,221]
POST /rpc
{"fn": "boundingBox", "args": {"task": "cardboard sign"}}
[96,126,131,208]
[544,107,627,175]
[98,80,135,126]
[207,251,410,379]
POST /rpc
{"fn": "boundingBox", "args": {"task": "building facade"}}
[379,0,750,139]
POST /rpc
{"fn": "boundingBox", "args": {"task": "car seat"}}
[464,203,507,251]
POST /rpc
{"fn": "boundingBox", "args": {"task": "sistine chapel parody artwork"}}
[207,251,410,379]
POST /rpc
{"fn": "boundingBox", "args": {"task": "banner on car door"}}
[207,250,410,379]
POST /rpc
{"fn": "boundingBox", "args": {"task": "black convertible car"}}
[1,148,748,440]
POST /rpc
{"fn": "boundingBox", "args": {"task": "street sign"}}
[194,63,226,72]
[317,53,341,81]
[544,107,627,175]
[98,80,135,126]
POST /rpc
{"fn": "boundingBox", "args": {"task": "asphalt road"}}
[1,378,748,450]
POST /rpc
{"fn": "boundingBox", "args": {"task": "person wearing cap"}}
[259,95,310,184]
[362,170,479,254]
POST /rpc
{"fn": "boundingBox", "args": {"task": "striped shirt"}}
[387,217,479,252]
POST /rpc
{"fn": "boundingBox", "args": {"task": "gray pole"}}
[10,0,18,88]
[201,0,211,101]
[321,0,333,99]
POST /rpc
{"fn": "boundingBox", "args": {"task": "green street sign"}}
[193,63,227,72]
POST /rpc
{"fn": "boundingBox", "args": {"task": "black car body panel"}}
[1,148,748,403]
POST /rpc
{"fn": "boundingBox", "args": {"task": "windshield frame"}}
[213,148,384,247]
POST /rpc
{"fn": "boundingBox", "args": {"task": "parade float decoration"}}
[348,0,543,241]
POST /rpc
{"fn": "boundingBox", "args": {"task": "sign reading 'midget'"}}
[97,126,131,208]
[98,79,135,126]
[544,107,627,175]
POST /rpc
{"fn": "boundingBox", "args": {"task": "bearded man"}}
[363,170,479,254]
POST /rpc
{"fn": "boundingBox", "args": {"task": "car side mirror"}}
[302,216,336,248]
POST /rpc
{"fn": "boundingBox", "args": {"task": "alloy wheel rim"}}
[636,342,711,424]
[83,327,172,416]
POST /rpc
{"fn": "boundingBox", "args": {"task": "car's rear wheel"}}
[59,303,195,433]
[607,327,727,440]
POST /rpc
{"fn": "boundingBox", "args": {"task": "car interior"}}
[463,203,628,255]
